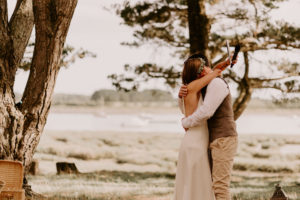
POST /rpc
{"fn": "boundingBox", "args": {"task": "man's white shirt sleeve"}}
[182,78,229,128]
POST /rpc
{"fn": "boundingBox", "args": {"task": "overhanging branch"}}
[250,75,298,83]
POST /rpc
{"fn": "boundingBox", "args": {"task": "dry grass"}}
[29,131,300,199]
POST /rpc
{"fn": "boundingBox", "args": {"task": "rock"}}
[28,160,39,175]
[270,184,288,200]
[56,162,79,175]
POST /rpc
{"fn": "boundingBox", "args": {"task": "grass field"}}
[27,130,300,200]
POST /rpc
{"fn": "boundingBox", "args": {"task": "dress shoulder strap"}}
[218,77,229,89]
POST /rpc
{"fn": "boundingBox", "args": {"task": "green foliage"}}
[108,64,181,91]
[109,0,300,102]
[19,42,96,71]
[114,0,188,49]
[59,46,96,68]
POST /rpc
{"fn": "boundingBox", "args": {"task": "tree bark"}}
[9,0,34,84]
[20,0,78,170]
[0,2,34,163]
[187,0,210,60]
[0,0,23,162]
[0,0,78,175]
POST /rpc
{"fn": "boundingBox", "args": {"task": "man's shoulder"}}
[208,77,227,87]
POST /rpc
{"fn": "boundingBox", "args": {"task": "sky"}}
[8,0,300,96]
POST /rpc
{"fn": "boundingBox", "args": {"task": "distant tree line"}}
[15,89,300,108]
[48,90,300,108]
[91,89,174,102]
[53,91,300,108]
[14,89,175,106]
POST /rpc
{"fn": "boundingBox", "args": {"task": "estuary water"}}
[44,111,300,135]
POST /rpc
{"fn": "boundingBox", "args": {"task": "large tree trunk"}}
[19,0,78,171]
[0,0,77,177]
[0,0,27,162]
[187,0,210,60]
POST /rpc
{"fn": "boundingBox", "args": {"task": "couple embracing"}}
[174,53,238,200]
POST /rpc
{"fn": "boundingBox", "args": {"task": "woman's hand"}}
[181,118,189,132]
[231,56,238,65]
[178,85,188,98]
[213,68,222,76]
[215,55,238,71]
[224,55,238,68]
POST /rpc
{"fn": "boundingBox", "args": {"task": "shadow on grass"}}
[36,170,300,200]
[70,170,175,183]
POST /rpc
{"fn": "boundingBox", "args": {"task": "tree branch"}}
[8,0,34,82]
[22,0,78,115]
[250,75,297,84]
[236,36,300,52]
[232,51,252,120]
[0,0,10,80]
[222,71,241,83]
[243,51,249,79]
[249,0,259,37]
[252,84,285,93]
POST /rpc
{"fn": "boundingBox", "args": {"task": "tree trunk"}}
[0,0,78,174]
[187,0,210,60]
[233,81,253,120]
[233,51,253,120]
[0,0,25,162]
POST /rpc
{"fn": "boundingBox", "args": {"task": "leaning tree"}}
[109,0,300,119]
[0,0,77,188]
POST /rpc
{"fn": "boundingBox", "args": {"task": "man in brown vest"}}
[178,54,238,200]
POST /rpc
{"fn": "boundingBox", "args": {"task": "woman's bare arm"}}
[187,69,221,94]
[213,60,229,71]
[184,69,221,116]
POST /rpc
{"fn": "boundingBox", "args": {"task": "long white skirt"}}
[174,122,215,200]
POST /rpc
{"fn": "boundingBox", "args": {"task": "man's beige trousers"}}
[210,136,238,200]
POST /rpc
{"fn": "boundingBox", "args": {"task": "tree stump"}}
[28,160,39,175]
[56,162,79,175]
[270,184,288,200]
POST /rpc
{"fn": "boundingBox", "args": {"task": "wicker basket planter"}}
[0,160,25,200]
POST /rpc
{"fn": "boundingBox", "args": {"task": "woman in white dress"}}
[174,54,224,200]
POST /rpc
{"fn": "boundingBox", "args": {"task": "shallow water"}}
[44,112,300,135]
